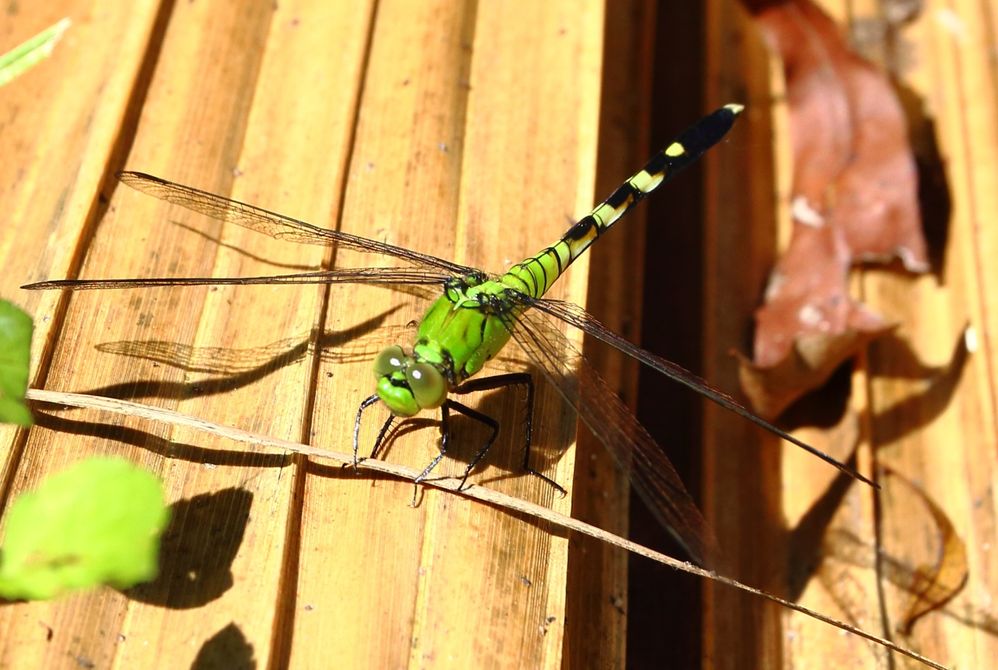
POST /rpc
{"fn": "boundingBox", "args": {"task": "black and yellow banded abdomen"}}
[500,103,743,299]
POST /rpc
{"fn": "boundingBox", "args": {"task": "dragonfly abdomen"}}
[500,103,744,300]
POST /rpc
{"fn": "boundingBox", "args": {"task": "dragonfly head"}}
[374,345,447,417]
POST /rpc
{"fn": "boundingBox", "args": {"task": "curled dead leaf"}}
[737,0,930,417]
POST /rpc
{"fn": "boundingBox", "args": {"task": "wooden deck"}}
[1,1,995,668]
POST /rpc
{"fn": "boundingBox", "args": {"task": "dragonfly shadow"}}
[79,307,404,403]
[169,218,317,272]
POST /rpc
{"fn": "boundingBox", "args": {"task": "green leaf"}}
[0,300,33,426]
[0,458,170,600]
[0,18,71,88]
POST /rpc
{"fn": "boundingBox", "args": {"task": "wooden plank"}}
[702,6,784,667]
[0,1,626,668]
[0,0,162,493]
[703,0,998,668]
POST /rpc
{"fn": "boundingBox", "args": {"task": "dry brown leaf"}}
[738,0,929,418]
[820,466,968,634]
[886,467,969,634]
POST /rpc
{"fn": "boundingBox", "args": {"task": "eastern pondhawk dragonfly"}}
[26,104,869,565]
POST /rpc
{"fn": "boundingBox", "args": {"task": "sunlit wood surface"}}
[1,1,608,667]
[2,1,994,669]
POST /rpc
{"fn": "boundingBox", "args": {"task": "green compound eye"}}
[406,363,446,410]
[373,345,407,378]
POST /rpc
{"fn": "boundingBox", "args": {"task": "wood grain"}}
[0,1,611,668]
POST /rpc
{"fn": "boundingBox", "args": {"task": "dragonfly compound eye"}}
[407,363,446,410]
[373,345,407,379]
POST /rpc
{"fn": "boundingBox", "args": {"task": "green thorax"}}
[413,273,520,387]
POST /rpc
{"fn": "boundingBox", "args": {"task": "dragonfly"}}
[25,104,871,566]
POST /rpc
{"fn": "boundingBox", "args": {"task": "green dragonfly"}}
[26,104,869,565]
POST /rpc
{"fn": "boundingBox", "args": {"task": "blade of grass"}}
[0,18,71,88]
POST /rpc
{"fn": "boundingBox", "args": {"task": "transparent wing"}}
[507,308,719,566]
[520,295,874,488]
[23,267,451,291]
[118,171,477,276]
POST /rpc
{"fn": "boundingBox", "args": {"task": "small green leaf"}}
[0,458,170,600]
[0,18,71,88]
[0,300,33,426]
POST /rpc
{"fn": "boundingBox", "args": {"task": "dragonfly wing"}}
[522,296,873,487]
[119,172,476,276]
[23,267,451,291]
[507,308,719,566]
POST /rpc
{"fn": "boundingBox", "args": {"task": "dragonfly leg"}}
[434,398,500,491]
[414,402,460,485]
[353,393,393,468]
[370,414,396,461]
[452,373,567,495]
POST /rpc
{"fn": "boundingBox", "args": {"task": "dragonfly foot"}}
[344,456,367,472]
[527,468,567,497]
[456,472,473,492]
[409,482,424,507]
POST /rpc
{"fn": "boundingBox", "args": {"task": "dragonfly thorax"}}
[374,345,449,417]
[442,273,507,311]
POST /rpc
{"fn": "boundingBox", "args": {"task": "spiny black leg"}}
[453,373,565,495]
[433,398,499,490]
[353,393,382,468]
[414,402,453,484]
[370,413,396,462]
